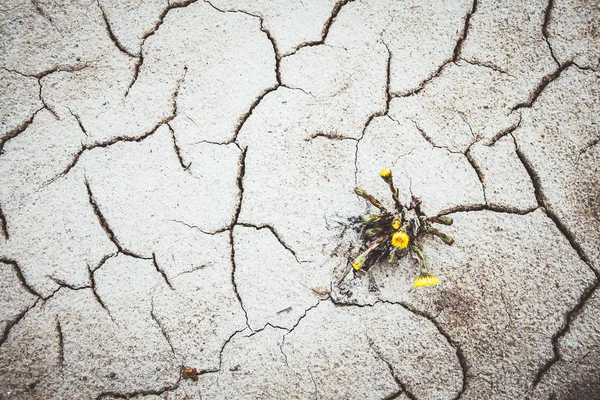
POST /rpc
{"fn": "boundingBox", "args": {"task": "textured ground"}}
[0,0,599,399]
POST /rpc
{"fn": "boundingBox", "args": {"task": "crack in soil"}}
[0,257,42,298]
[168,219,231,236]
[166,122,191,171]
[95,378,182,400]
[383,300,467,400]
[0,297,41,349]
[237,222,306,264]
[87,260,117,322]
[51,66,186,184]
[577,135,600,163]
[511,134,594,267]
[150,299,179,361]
[216,327,247,382]
[330,298,468,400]
[55,316,65,370]
[204,2,283,86]
[510,134,600,388]
[464,148,488,204]
[152,253,174,290]
[0,106,43,155]
[226,148,253,330]
[512,61,573,111]
[66,106,88,136]
[352,39,393,184]
[485,113,522,146]
[392,0,477,98]
[0,201,8,239]
[406,118,460,154]
[124,0,197,97]
[460,58,513,77]
[541,0,560,67]
[84,177,148,259]
[452,0,478,61]
[284,0,356,57]
[30,0,55,26]
[96,0,137,59]
[47,276,90,291]
[368,337,418,400]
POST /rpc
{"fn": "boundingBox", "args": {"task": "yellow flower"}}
[391,215,402,230]
[391,231,409,249]
[380,168,392,179]
[413,274,440,287]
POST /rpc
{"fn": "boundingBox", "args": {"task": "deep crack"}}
[96,0,137,59]
[460,58,513,77]
[87,262,116,322]
[486,113,522,146]
[541,0,560,67]
[464,149,487,204]
[124,0,197,96]
[0,106,43,155]
[368,336,418,400]
[52,66,187,183]
[203,1,283,144]
[85,177,128,255]
[512,62,573,111]
[167,123,191,171]
[392,0,478,98]
[0,297,41,349]
[150,300,178,361]
[285,0,356,56]
[511,134,593,267]
[353,40,392,183]
[383,300,467,400]
[152,253,174,290]
[229,146,251,330]
[56,316,65,370]
[0,201,8,239]
[237,222,305,264]
[0,257,42,298]
[67,106,88,136]
[510,137,600,388]
[452,0,478,61]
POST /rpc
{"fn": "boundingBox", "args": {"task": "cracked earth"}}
[0,0,598,399]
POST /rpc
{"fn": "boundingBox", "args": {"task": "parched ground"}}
[0,0,599,399]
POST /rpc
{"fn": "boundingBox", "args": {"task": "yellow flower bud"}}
[387,248,396,264]
[380,168,392,179]
[391,231,409,249]
[391,215,402,230]
[354,187,367,196]
[353,255,367,271]
[361,214,380,224]
[365,227,383,238]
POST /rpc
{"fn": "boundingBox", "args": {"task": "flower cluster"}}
[352,169,454,287]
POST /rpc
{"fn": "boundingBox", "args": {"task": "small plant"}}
[352,169,454,287]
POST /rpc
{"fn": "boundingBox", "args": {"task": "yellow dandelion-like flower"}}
[379,168,392,179]
[391,231,409,249]
[413,274,440,287]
